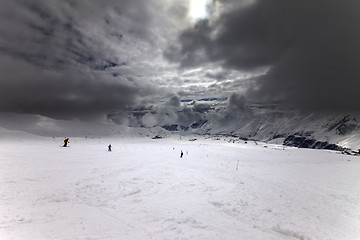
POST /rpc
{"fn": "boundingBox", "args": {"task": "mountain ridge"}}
[1,101,360,151]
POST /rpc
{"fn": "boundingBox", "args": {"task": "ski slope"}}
[0,133,360,240]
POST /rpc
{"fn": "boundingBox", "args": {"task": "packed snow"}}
[0,131,360,240]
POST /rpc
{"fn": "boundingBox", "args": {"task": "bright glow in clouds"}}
[189,0,209,20]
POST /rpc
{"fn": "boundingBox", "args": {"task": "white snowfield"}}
[0,132,360,240]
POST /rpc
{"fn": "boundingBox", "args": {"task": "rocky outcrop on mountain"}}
[283,135,345,151]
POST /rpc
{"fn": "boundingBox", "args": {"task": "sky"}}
[0,0,359,120]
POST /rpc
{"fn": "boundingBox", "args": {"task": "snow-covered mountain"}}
[118,100,360,151]
[0,112,170,140]
[1,99,360,151]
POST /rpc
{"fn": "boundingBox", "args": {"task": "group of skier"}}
[63,138,184,157]
[63,137,112,151]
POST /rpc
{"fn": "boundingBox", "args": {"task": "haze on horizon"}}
[0,0,359,120]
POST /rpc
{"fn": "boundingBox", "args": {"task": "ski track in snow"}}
[0,136,360,240]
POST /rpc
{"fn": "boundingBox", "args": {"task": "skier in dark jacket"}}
[63,138,69,147]
[180,150,183,158]
[108,144,112,152]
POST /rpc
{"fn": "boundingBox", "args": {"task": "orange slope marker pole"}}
[236,160,239,170]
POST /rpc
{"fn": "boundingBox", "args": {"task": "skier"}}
[108,144,112,152]
[180,150,183,158]
[63,137,69,147]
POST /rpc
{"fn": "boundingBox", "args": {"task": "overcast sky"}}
[0,0,359,120]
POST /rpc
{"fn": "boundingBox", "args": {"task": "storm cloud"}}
[166,0,360,111]
[0,0,186,119]
[1,0,360,122]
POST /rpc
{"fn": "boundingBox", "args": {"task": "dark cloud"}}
[0,0,169,120]
[204,71,229,81]
[164,20,212,68]
[166,0,360,111]
[0,55,148,119]
[228,93,250,113]
[3,0,359,123]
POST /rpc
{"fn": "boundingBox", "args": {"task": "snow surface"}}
[1,131,360,240]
